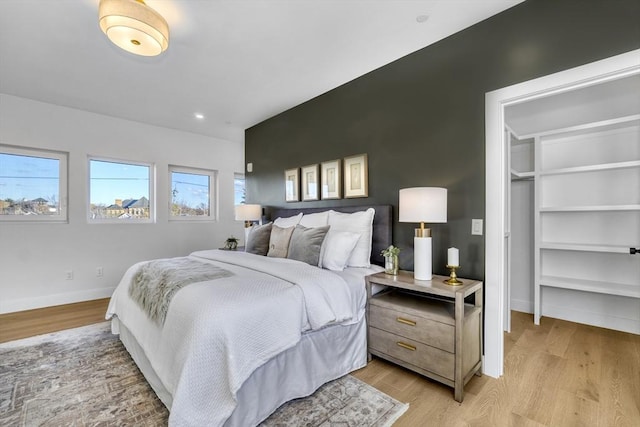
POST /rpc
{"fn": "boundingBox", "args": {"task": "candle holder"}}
[444,265,463,285]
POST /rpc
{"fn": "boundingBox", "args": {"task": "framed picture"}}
[301,164,319,201]
[343,153,368,198]
[321,159,341,200]
[284,168,299,202]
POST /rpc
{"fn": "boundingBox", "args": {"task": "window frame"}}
[0,144,68,222]
[88,156,155,224]
[168,165,218,222]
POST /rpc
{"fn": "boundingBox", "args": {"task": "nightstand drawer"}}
[369,304,454,352]
[369,327,454,380]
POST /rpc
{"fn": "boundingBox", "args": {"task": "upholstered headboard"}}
[268,205,393,266]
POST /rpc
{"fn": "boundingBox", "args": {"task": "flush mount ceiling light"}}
[98,0,169,56]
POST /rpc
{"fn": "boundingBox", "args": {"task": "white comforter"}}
[106,249,362,427]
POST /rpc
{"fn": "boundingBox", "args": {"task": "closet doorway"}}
[505,76,639,333]
[484,49,640,378]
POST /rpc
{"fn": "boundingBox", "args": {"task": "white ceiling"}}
[0,0,524,143]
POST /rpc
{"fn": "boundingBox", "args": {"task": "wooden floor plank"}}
[511,350,567,425]
[550,389,600,427]
[543,317,577,357]
[559,323,603,404]
[598,328,640,427]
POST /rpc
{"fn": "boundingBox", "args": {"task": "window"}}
[234,173,246,206]
[169,165,217,220]
[89,158,153,222]
[0,145,68,221]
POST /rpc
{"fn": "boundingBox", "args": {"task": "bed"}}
[106,205,392,426]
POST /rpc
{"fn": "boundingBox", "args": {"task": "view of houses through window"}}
[89,158,151,220]
[3,151,229,222]
[0,146,67,220]
[170,166,216,218]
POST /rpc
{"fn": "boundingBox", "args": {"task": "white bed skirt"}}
[113,314,368,426]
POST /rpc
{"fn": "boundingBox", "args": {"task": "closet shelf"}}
[510,169,534,179]
[540,204,640,212]
[540,276,640,298]
[540,160,640,176]
[519,114,640,139]
[540,242,634,253]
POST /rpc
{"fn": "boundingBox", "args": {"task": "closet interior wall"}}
[509,132,535,314]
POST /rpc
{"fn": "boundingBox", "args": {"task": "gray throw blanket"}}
[129,257,233,325]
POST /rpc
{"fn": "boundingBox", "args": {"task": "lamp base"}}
[444,265,463,285]
[244,225,252,246]
[414,235,432,281]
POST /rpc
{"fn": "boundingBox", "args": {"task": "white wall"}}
[0,94,246,313]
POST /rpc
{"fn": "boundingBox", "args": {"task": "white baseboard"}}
[542,304,640,335]
[510,298,533,314]
[0,287,115,314]
[509,299,639,334]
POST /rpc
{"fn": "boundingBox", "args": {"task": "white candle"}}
[448,247,459,267]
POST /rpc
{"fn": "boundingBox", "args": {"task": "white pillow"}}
[327,208,375,267]
[320,230,360,271]
[299,211,329,228]
[273,212,303,228]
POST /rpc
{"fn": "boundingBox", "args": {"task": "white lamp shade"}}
[99,0,169,57]
[234,204,262,221]
[399,187,447,224]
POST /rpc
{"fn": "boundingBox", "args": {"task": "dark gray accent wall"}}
[245,0,640,280]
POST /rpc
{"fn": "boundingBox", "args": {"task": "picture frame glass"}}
[301,164,319,201]
[321,160,341,200]
[285,168,299,202]
[343,154,368,198]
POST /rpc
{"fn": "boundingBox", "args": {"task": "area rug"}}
[0,322,408,426]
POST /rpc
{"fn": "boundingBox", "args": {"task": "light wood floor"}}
[0,298,110,343]
[1,303,638,426]
[353,311,640,427]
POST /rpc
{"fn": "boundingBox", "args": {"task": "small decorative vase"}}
[384,255,399,275]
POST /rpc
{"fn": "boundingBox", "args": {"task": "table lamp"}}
[399,187,447,280]
[235,204,262,243]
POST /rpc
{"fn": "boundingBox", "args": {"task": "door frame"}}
[483,49,640,378]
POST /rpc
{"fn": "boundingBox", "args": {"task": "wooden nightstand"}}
[365,270,483,402]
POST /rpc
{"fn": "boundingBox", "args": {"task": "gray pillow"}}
[287,225,330,266]
[267,225,295,258]
[245,222,272,255]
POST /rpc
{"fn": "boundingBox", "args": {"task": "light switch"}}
[472,219,483,235]
[247,162,253,172]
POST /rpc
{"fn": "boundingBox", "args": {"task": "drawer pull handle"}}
[396,317,416,326]
[396,341,417,351]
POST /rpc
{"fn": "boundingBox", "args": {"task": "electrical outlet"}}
[96,267,104,277]
[65,270,74,280]
[472,219,483,235]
